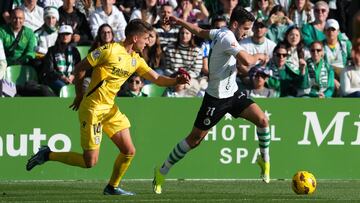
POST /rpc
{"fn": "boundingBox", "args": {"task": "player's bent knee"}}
[257,116,269,128]
[84,158,98,168]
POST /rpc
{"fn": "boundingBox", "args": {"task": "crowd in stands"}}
[0,0,359,98]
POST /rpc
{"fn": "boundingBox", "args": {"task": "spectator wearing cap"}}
[58,0,93,45]
[301,1,329,47]
[37,0,63,8]
[34,6,59,58]
[21,0,44,31]
[266,42,304,97]
[89,0,127,42]
[0,7,36,66]
[322,18,352,96]
[246,65,277,98]
[41,24,81,95]
[297,41,334,98]
[238,18,276,88]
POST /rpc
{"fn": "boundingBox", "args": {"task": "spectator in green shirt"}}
[0,7,36,65]
[301,1,329,47]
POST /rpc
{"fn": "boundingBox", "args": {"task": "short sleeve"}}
[87,44,111,67]
[135,57,152,76]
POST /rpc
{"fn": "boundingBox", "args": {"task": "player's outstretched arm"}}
[236,51,269,67]
[167,15,210,40]
[142,69,190,87]
[69,58,91,111]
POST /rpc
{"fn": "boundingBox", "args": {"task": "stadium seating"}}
[5,65,38,85]
[59,85,76,98]
[141,84,165,97]
[76,46,91,60]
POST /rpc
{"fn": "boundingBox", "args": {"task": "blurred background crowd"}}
[0,0,359,98]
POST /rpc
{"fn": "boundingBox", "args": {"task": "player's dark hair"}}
[125,19,153,38]
[229,6,255,25]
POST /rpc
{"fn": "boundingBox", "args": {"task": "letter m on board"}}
[298,112,350,146]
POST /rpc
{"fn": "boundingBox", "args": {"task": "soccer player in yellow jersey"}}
[26,19,190,195]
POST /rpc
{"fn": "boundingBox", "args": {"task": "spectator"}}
[0,7,36,66]
[340,40,360,97]
[174,0,209,25]
[163,26,204,95]
[287,0,314,28]
[75,0,101,18]
[130,0,160,25]
[157,0,178,9]
[89,23,115,52]
[163,70,201,97]
[41,25,81,95]
[89,0,127,42]
[58,0,93,45]
[297,41,334,98]
[85,23,115,92]
[274,0,291,14]
[352,11,360,45]
[323,19,351,96]
[250,0,275,21]
[119,74,148,97]
[163,26,203,79]
[238,18,276,86]
[34,6,59,58]
[216,0,238,24]
[115,0,142,22]
[266,5,293,44]
[1,0,24,25]
[154,4,179,49]
[0,39,7,97]
[266,42,302,97]
[284,25,310,72]
[37,0,63,8]
[247,65,277,98]
[301,1,329,47]
[142,27,164,73]
[21,0,44,31]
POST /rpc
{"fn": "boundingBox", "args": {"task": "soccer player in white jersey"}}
[153,6,272,194]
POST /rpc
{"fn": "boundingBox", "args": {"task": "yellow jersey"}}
[81,42,152,110]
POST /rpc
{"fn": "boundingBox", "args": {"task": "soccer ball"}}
[292,171,317,195]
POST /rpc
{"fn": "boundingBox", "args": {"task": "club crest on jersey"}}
[131,58,136,67]
[92,50,101,59]
[203,117,211,126]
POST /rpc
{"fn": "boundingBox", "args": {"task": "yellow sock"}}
[49,152,87,168]
[108,153,134,187]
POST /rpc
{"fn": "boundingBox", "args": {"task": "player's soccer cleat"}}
[103,184,135,195]
[26,146,51,171]
[152,167,165,194]
[256,155,270,183]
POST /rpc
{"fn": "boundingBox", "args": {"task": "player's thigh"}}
[102,106,133,153]
[194,93,230,131]
[78,108,105,150]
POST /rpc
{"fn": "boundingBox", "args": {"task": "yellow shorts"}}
[78,105,131,150]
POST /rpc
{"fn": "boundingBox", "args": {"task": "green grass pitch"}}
[1,180,360,202]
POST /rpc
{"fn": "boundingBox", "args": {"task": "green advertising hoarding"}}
[0,98,359,180]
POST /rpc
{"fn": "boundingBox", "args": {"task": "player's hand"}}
[164,15,180,26]
[176,68,191,85]
[69,95,82,111]
[257,54,269,66]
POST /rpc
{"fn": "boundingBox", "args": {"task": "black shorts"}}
[194,90,254,130]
